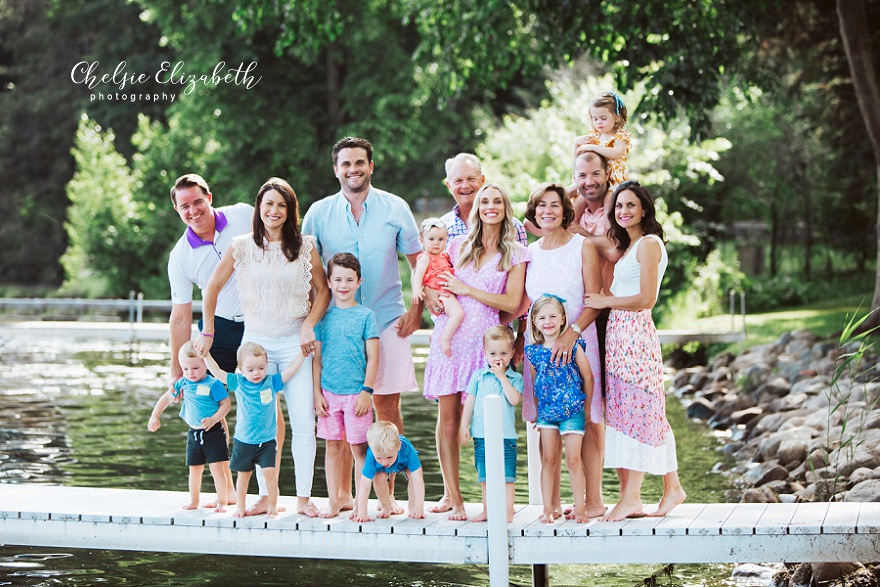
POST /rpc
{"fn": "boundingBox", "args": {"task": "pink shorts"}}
[316,391,373,444]
[374,324,418,395]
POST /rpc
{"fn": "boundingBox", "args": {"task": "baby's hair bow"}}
[610,91,626,115]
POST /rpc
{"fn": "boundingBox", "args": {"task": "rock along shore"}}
[671,328,880,586]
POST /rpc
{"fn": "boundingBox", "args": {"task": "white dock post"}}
[526,424,541,505]
[483,394,509,587]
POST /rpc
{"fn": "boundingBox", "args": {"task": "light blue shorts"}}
[536,409,586,435]
[473,437,517,482]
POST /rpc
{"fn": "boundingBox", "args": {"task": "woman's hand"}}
[194,333,214,357]
[584,289,611,310]
[439,271,470,297]
[300,322,316,356]
[550,326,578,366]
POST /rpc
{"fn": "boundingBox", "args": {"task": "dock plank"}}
[688,503,736,536]
[822,502,861,534]
[721,503,768,535]
[790,502,830,535]
[652,503,706,536]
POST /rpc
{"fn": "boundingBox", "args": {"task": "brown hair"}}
[253,177,302,262]
[327,252,362,279]
[590,92,628,132]
[524,183,574,230]
[170,173,210,206]
[332,136,373,165]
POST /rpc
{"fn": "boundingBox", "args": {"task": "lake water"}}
[0,333,757,587]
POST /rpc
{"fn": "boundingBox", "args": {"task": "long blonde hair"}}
[456,183,519,272]
[529,295,568,345]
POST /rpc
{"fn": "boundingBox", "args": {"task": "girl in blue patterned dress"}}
[524,295,595,523]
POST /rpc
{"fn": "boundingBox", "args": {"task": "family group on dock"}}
[148,92,687,526]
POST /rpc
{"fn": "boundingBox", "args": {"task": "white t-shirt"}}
[167,203,253,319]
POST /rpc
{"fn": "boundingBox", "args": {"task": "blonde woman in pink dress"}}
[520,182,606,520]
[422,183,527,521]
[584,180,686,521]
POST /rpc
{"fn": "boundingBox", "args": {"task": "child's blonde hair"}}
[178,340,201,361]
[591,91,628,132]
[366,421,401,455]
[419,217,448,238]
[529,295,568,345]
[236,341,268,366]
[483,324,515,348]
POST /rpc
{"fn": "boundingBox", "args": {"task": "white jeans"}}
[242,330,316,498]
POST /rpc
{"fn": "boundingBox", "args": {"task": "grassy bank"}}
[676,293,873,355]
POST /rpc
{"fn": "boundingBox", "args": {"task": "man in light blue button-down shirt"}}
[302,137,422,440]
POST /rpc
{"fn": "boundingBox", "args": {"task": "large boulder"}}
[844,479,880,502]
[686,398,716,420]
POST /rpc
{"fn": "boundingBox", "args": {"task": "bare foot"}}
[379,500,404,516]
[440,336,452,357]
[539,510,559,524]
[319,503,342,519]
[429,495,453,513]
[338,497,355,512]
[182,502,199,510]
[470,510,488,523]
[214,503,228,513]
[584,505,607,518]
[233,508,246,519]
[448,505,468,521]
[647,488,687,517]
[297,500,320,518]
[245,496,269,516]
[266,504,279,518]
[601,499,644,522]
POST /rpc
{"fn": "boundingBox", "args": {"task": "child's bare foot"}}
[440,335,453,356]
[470,510,488,523]
[183,502,199,510]
[647,488,687,517]
[233,508,246,519]
[266,504,280,518]
[338,496,355,512]
[602,498,644,522]
[539,510,559,524]
[380,502,405,516]
[203,496,236,509]
[297,500,320,518]
[429,495,453,513]
[448,505,468,521]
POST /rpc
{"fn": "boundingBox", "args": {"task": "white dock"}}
[2,484,879,567]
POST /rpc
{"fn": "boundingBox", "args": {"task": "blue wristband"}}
[361,386,374,395]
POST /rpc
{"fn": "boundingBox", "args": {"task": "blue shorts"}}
[230,439,277,473]
[473,437,517,483]
[536,409,586,435]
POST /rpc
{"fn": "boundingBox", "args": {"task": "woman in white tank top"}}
[584,180,686,521]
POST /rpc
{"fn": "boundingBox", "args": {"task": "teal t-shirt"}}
[173,375,229,429]
[465,366,523,439]
[315,304,379,395]
[227,373,283,444]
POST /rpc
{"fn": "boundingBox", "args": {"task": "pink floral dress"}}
[423,235,528,399]
[604,235,678,475]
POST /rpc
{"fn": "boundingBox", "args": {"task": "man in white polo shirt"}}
[167,173,253,379]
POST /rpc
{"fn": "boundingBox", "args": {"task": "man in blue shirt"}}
[302,137,422,434]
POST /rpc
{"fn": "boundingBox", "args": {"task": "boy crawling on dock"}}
[148,341,233,512]
[205,342,304,518]
[352,421,426,522]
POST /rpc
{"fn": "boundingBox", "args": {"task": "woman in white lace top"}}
[197,177,331,518]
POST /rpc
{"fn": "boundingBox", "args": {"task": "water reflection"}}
[0,335,748,587]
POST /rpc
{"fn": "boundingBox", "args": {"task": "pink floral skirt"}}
[604,309,677,474]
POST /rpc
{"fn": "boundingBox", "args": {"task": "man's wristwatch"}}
[570,323,582,335]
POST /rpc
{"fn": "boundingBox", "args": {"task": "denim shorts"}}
[473,437,517,483]
[536,408,586,435]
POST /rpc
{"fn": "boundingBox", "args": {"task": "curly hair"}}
[524,182,574,230]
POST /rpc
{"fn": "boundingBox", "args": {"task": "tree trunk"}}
[770,193,778,276]
[837,0,880,328]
